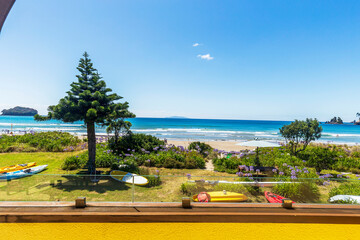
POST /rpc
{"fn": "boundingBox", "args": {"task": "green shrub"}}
[333,157,360,172]
[213,157,242,173]
[0,132,82,153]
[62,144,118,170]
[272,181,320,202]
[62,155,87,170]
[137,167,161,187]
[329,182,360,198]
[109,133,164,155]
[126,146,206,169]
[298,147,337,172]
[146,175,161,187]
[188,141,212,157]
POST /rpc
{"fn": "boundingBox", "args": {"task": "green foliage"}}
[280,118,322,155]
[298,147,338,172]
[109,133,165,155]
[213,156,243,173]
[188,141,213,157]
[0,132,81,153]
[132,146,206,169]
[329,182,360,198]
[138,168,161,187]
[62,144,118,170]
[61,155,87,170]
[34,52,135,173]
[35,52,131,124]
[273,181,320,202]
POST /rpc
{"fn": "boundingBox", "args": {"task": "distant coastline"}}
[1,106,38,116]
[0,116,360,145]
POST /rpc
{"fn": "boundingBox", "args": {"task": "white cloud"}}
[192,43,200,47]
[197,54,214,60]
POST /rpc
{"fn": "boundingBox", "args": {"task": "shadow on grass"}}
[52,170,131,194]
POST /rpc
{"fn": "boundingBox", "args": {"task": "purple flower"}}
[323,181,330,186]
[291,175,297,180]
[186,173,191,180]
[272,169,277,173]
[279,172,284,175]
[283,163,287,167]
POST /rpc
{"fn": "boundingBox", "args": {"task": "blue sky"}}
[0,0,360,121]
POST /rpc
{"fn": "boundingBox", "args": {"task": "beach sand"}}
[167,140,255,151]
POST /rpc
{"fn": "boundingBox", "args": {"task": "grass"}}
[0,151,352,203]
[0,151,84,174]
[0,151,242,202]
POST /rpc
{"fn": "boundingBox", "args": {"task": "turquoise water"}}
[0,116,360,144]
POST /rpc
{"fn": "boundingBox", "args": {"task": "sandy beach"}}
[167,140,255,151]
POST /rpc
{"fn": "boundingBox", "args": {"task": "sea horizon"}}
[0,116,359,145]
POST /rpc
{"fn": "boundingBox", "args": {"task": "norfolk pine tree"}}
[35,52,135,173]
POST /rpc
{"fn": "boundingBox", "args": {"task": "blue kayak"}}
[0,165,47,180]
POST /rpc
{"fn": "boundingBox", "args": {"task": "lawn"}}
[0,151,346,203]
[0,151,247,202]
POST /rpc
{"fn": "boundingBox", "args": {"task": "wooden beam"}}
[1,202,360,223]
[0,0,15,33]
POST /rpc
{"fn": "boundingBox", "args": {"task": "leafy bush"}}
[329,182,360,198]
[131,145,206,169]
[109,133,164,155]
[213,156,242,174]
[138,167,161,187]
[188,141,212,157]
[62,155,87,170]
[0,132,82,152]
[298,147,337,172]
[272,181,320,202]
[62,144,118,170]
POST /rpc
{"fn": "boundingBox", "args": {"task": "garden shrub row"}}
[0,132,82,152]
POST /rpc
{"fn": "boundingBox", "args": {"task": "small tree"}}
[35,52,135,173]
[279,118,322,155]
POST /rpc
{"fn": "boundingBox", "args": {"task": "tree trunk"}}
[87,121,96,174]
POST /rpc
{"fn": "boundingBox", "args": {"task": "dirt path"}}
[205,160,214,171]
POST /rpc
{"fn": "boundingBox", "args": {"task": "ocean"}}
[0,116,360,145]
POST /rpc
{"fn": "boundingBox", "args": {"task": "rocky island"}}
[325,117,343,124]
[1,106,38,116]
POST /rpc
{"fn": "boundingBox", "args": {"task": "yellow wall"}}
[1,223,360,240]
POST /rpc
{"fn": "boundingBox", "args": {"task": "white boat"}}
[110,170,149,186]
[329,195,360,204]
[0,165,48,180]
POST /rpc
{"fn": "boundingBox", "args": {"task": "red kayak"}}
[264,191,295,203]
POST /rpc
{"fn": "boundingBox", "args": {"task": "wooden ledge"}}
[1,202,360,223]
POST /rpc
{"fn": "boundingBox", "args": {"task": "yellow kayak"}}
[0,162,36,174]
[110,170,149,186]
[192,191,248,202]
